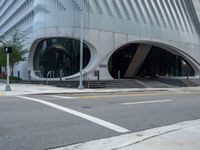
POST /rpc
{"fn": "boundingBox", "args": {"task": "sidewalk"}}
[1,83,200,96]
[53,119,200,150]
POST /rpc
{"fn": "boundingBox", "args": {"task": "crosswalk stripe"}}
[16,96,129,133]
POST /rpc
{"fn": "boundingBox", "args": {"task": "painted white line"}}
[16,96,129,133]
[51,95,76,99]
[122,99,173,105]
[174,91,192,94]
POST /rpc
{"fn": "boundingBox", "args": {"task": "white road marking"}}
[16,96,129,133]
[174,91,192,94]
[51,95,76,99]
[122,99,173,105]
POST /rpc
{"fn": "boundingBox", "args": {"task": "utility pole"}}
[78,0,84,89]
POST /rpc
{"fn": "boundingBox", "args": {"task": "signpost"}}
[94,70,100,81]
[4,46,12,91]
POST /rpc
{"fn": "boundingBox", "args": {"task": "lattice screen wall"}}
[0,0,199,36]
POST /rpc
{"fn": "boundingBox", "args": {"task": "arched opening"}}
[33,38,91,78]
[108,43,195,79]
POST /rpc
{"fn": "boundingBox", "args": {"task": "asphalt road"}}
[0,89,200,150]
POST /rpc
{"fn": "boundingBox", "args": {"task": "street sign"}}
[94,70,100,81]
[94,70,99,76]
[4,47,12,53]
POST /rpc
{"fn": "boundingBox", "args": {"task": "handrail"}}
[34,70,42,78]
[46,70,54,85]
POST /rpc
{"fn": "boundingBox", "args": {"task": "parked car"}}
[0,72,7,78]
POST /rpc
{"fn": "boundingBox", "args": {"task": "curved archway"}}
[108,43,196,79]
[33,38,91,78]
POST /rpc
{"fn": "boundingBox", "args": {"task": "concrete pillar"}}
[124,44,152,78]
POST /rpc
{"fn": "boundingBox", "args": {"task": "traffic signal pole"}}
[4,46,12,91]
[5,53,11,91]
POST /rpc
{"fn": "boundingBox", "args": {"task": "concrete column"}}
[124,44,152,78]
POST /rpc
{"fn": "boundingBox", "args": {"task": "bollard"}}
[187,71,189,80]
[18,71,20,79]
[59,69,63,82]
[97,71,100,81]
[118,70,121,80]
[28,70,31,84]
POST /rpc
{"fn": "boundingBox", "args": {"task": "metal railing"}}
[34,70,42,78]
[46,70,55,85]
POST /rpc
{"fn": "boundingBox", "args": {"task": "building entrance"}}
[108,43,195,79]
[33,38,91,78]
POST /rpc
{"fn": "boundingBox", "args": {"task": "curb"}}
[1,84,200,96]
[0,88,175,96]
[50,119,200,150]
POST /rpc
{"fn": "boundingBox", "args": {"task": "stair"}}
[8,78,200,89]
[136,78,178,88]
[101,79,145,88]
[153,78,200,87]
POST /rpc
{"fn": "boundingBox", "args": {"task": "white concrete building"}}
[0,0,200,80]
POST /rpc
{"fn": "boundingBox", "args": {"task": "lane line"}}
[51,95,76,99]
[47,91,194,100]
[175,91,192,94]
[16,96,129,133]
[122,99,173,105]
[77,92,189,99]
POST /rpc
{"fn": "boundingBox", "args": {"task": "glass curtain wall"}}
[108,44,195,79]
[138,46,195,77]
[108,44,139,79]
[33,38,91,78]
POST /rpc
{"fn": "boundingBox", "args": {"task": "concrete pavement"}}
[53,119,200,150]
[0,83,200,96]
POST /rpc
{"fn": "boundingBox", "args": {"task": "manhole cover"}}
[81,106,91,109]
[108,102,118,104]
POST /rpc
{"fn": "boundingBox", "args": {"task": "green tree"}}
[0,31,28,76]
[0,37,6,73]
[0,47,6,66]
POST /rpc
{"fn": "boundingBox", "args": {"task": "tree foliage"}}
[0,30,28,76]
[0,37,6,66]
[0,47,6,66]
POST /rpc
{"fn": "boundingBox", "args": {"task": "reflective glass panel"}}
[33,38,91,78]
[108,44,195,79]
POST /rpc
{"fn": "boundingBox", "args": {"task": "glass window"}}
[108,44,195,79]
[33,38,91,78]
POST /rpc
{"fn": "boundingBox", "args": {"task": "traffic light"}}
[4,47,12,53]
